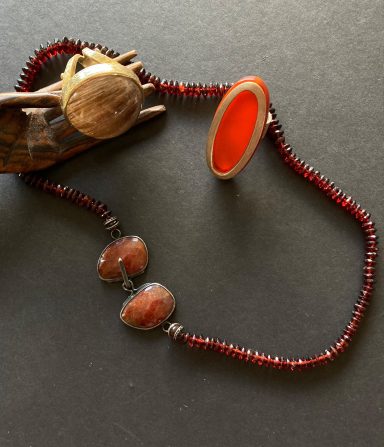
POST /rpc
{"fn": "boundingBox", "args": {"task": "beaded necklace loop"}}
[17,38,377,371]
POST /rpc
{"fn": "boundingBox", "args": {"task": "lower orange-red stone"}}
[120,283,175,329]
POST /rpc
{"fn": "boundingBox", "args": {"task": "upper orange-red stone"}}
[97,236,148,281]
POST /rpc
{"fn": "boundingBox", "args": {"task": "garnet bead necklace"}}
[16,38,378,371]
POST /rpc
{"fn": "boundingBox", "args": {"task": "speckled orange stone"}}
[97,236,148,281]
[120,283,175,329]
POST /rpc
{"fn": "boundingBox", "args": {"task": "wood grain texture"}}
[0,103,165,173]
[0,106,95,173]
[0,92,61,109]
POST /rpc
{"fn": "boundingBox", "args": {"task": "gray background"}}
[0,1,383,446]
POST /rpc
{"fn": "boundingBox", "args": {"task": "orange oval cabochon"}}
[211,77,269,175]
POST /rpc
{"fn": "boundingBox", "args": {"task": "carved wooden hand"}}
[0,50,166,173]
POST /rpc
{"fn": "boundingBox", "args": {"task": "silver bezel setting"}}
[120,282,176,331]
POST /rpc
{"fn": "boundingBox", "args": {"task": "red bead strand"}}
[16,38,230,99]
[168,105,377,370]
[15,37,120,93]
[17,39,377,370]
[138,68,232,98]
[19,173,120,234]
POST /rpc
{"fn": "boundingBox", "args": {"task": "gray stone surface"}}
[0,1,383,446]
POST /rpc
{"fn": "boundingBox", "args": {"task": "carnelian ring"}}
[206,76,270,179]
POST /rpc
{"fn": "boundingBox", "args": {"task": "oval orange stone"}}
[97,236,148,282]
[206,76,269,179]
[213,90,258,173]
[120,283,175,329]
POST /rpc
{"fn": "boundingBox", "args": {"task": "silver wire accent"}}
[104,216,120,231]
[118,258,134,293]
[110,228,122,240]
[104,216,121,239]
[163,322,184,341]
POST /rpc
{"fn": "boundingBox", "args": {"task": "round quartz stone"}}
[66,74,142,139]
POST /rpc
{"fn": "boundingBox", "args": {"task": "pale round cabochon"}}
[66,74,142,139]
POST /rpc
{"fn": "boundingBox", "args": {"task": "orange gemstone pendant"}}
[120,283,175,330]
[206,76,270,179]
[97,236,148,282]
